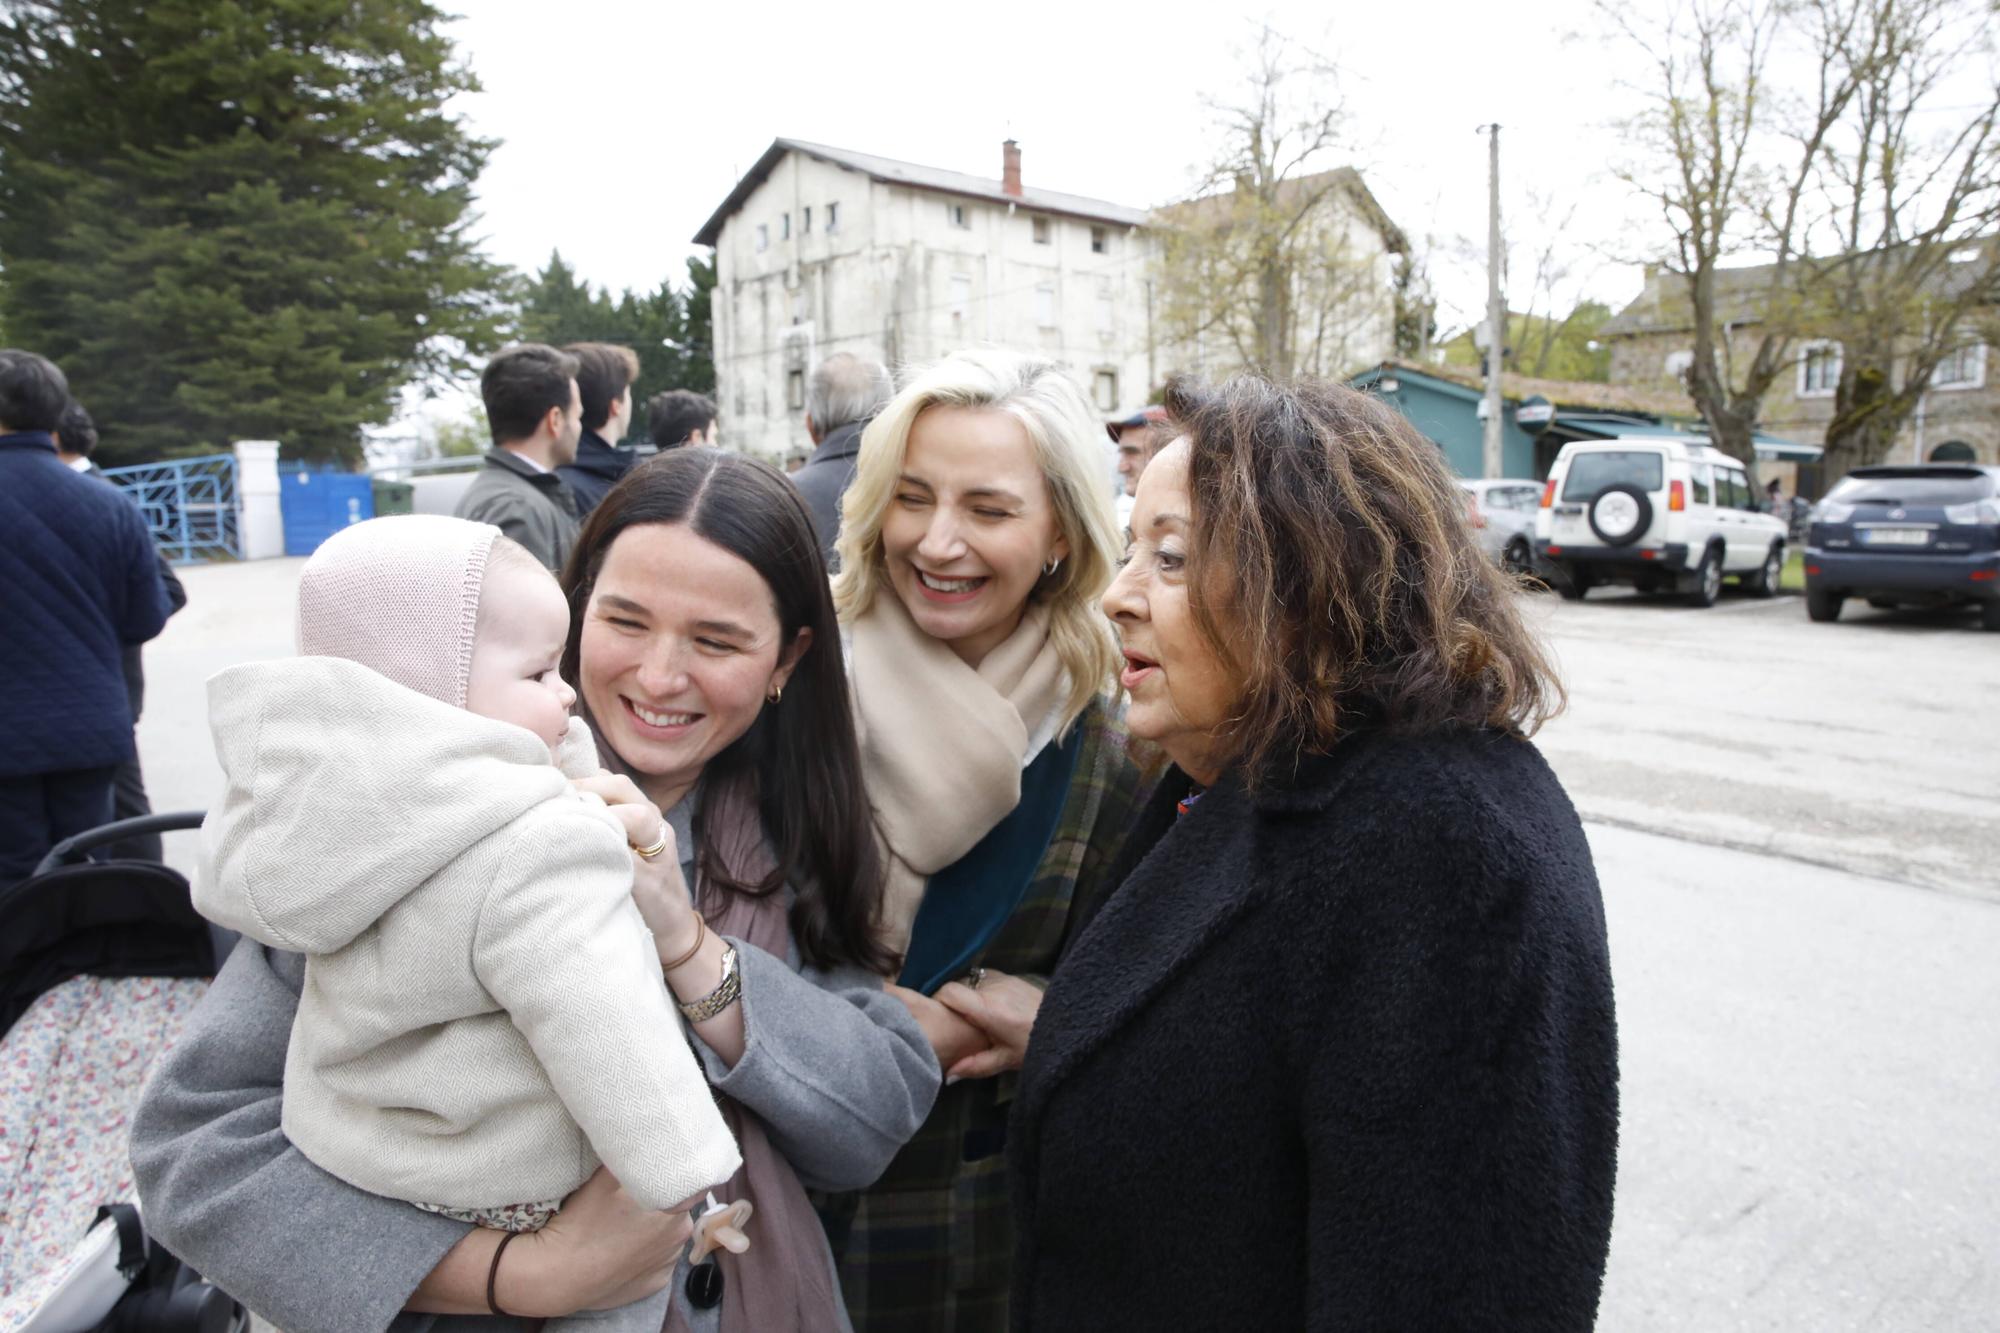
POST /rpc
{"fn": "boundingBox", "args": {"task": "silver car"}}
[1460,479,1544,575]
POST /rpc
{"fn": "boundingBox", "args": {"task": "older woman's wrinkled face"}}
[881,404,1068,667]
[1101,439,1237,783]
[579,523,807,806]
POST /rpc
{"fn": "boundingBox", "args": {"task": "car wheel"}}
[1806,586,1844,623]
[1503,537,1533,577]
[1686,546,1723,607]
[1982,600,2000,632]
[1587,484,1654,548]
[1742,544,1782,598]
[1557,564,1591,601]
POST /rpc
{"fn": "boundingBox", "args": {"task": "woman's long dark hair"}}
[559,449,894,975]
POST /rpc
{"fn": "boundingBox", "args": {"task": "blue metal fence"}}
[99,454,241,564]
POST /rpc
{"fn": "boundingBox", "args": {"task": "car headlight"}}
[1815,501,1855,523]
[1943,499,2000,524]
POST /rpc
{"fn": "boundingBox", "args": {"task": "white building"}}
[693,138,1159,463]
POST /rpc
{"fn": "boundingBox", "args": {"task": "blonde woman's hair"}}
[832,348,1123,728]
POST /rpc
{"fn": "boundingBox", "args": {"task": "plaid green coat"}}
[822,693,1168,1333]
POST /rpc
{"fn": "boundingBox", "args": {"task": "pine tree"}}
[517,250,717,436]
[0,0,509,465]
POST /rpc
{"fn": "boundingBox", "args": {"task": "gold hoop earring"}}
[766,682,783,706]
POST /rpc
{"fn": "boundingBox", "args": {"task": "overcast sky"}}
[438,0,1655,336]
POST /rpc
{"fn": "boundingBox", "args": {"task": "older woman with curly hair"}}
[1002,375,1619,1330]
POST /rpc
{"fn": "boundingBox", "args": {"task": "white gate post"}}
[234,439,284,560]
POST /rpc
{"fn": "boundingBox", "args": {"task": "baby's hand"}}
[688,1193,754,1264]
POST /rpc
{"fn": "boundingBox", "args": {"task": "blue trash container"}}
[279,468,376,556]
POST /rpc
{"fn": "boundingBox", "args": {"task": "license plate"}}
[1860,527,1932,546]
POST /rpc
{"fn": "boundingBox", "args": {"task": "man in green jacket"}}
[455,344,584,570]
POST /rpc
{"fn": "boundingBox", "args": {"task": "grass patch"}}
[1779,548,1806,593]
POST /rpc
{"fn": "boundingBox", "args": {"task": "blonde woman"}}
[824,349,1168,1332]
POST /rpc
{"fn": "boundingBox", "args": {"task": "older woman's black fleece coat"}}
[1008,726,1619,1331]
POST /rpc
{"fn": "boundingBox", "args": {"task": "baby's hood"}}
[196,655,608,953]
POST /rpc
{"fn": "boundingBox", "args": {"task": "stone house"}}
[1601,257,1998,469]
[691,138,1409,463]
[693,138,1156,463]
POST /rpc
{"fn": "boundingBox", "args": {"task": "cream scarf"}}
[848,592,1069,957]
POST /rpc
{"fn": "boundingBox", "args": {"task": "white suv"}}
[1532,437,1789,606]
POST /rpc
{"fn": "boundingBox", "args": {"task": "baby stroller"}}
[0,812,243,1333]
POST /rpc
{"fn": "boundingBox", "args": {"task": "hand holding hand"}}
[887,983,992,1072]
[934,971,1044,1080]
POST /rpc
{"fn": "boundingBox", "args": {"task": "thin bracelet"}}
[660,911,706,974]
[487,1229,522,1318]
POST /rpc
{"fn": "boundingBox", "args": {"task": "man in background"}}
[1108,405,1169,528]
[647,389,719,451]
[455,343,583,570]
[557,342,641,516]
[0,350,171,885]
[55,401,187,861]
[791,353,892,568]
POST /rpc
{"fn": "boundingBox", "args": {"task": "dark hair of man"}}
[482,344,580,445]
[0,349,72,433]
[646,389,718,450]
[559,449,895,974]
[57,401,98,457]
[566,342,641,432]
[1166,374,1563,782]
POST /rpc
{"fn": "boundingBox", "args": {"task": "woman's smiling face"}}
[578,522,807,806]
[1101,439,1239,783]
[879,404,1068,667]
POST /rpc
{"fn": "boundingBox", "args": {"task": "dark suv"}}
[1804,464,2000,629]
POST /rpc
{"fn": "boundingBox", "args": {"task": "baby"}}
[195,515,744,1331]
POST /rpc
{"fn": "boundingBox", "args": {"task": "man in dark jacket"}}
[455,344,583,570]
[55,402,188,860]
[0,350,172,885]
[555,342,641,516]
[791,352,892,568]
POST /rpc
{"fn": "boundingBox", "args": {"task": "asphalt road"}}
[134,562,1999,1330]
[1528,586,1999,899]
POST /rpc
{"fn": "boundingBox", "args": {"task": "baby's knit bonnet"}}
[296,515,501,708]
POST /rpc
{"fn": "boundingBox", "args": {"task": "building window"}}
[1033,216,1051,245]
[1798,341,1841,397]
[781,212,791,240]
[949,275,972,335]
[1090,226,1107,255]
[787,368,806,411]
[1932,341,1985,391]
[947,203,969,229]
[827,202,839,233]
[1093,370,1119,412]
[803,206,812,234]
[1034,284,1056,329]
[1930,440,1976,462]
[756,224,768,252]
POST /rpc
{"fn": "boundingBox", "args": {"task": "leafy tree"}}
[0,0,510,465]
[1153,25,1406,381]
[1440,303,1614,383]
[516,250,716,435]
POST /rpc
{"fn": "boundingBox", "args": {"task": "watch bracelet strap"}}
[677,944,742,1023]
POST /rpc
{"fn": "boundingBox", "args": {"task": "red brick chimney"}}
[1002,139,1022,197]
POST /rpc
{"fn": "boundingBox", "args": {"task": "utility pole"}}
[1482,123,1505,480]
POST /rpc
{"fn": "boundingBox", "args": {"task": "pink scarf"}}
[659,782,845,1333]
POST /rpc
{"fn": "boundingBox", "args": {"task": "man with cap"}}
[1108,404,1169,529]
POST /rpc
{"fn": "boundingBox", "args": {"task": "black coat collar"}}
[1018,736,1395,1134]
